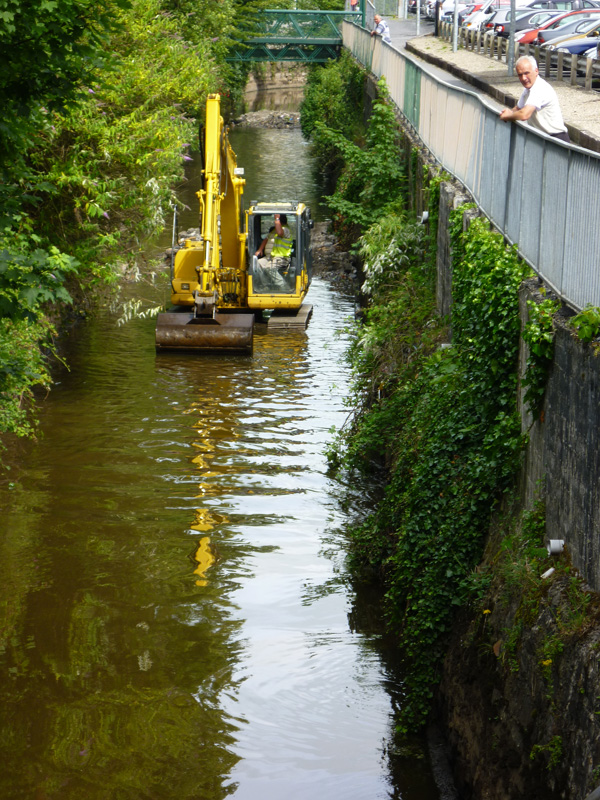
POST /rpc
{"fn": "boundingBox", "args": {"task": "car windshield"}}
[579,16,600,28]
[528,11,557,23]
[552,13,587,26]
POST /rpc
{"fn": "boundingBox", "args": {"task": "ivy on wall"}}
[331,205,529,731]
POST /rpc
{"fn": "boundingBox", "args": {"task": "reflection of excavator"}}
[155,93,313,354]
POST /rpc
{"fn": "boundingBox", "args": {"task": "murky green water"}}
[0,126,440,799]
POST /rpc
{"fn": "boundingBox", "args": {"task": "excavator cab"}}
[246,202,313,311]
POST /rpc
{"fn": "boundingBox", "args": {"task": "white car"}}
[461,0,532,29]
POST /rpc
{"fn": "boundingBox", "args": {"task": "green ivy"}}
[312,79,405,247]
[530,735,563,771]
[300,52,365,180]
[521,297,560,416]
[570,305,600,343]
[333,204,529,732]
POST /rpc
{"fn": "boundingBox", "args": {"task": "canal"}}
[0,123,441,799]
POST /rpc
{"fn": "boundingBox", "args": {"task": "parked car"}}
[457,1,485,23]
[462,0,530,30]
[440,1,472,21]
[408,0,430,13]
[493,7,562,35]
[484,6,530,31]
[525,0,599,8]
[539,14,600,45]
[516,6,600,41]
[537,11,600,41]
[553,28,600,50]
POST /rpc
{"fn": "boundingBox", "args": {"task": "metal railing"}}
[343,21,600,312]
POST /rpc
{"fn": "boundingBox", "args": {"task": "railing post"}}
[585,56,594,90]
[557,50,564,81]
[544,47,551,78]
[570,53,578,86]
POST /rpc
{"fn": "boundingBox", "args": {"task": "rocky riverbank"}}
[231,110,301,129]
[310,221,359,290]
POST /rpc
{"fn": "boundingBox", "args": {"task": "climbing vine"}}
[521,297,560,416]
[331,206,528,732]
[570,305,600,343]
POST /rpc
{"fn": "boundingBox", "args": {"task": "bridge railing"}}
[343,21,600,312]
[227,9,360,62]
[243,10,358,43]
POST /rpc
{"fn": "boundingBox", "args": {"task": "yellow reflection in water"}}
[192,537,214,587]
[189,508,219,533]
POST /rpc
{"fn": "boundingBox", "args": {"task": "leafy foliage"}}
[0,316,57,437]
[300,52,365,188]
[570,304,600,342]
[0,231,77,322]
[315,80,404,246]
[301,51,365,144]
[521,297,559,415]
[0,0,131,178]
[331,206,528,731]
[25,0,217,267]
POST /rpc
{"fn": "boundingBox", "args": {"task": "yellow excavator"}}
[155,93,313,354]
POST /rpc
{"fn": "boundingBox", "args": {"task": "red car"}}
[517,7,600,43]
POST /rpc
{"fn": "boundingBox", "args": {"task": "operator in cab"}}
[255,213,293,270]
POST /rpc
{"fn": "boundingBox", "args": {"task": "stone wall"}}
[244,63,308,94]
[520,295,600,592]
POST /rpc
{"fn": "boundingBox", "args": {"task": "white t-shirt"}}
[374,19,391,42]
[517,76,567,136]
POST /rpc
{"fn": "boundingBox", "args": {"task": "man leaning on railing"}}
[499,55,570,143]
[371,14,392,43]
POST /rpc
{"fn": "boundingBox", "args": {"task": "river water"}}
[0,124,440,799]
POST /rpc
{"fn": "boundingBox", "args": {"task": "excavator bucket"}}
[155,311,254,354]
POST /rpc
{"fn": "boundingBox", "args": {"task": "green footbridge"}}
[226,9,365,63]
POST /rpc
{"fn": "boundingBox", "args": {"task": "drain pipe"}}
[547,539,565,556]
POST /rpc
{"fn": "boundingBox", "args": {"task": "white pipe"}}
[547,539,565,556]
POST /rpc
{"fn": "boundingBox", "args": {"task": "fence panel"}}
[342,21,600,312]
[562,154,600,311]
[539,142,570,298]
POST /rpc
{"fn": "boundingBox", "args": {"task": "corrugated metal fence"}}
[343,22,600,312]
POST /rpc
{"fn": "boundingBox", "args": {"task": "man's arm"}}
[255,235,268,256]
[499,104,536,122]
[274,215,284,236]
